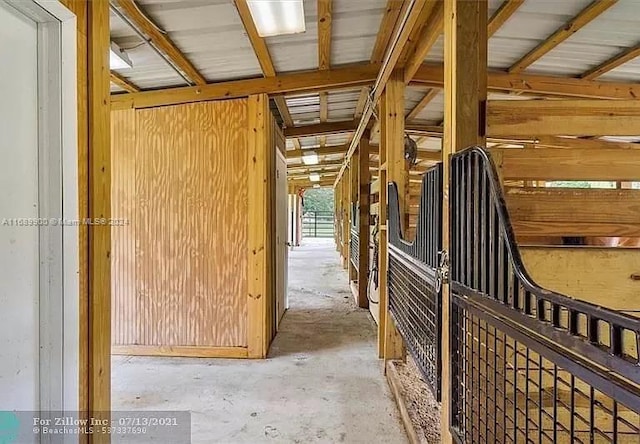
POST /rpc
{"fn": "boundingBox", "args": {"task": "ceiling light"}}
[302,151,319,165]
[247,0,306,37]
[309,173,320,182]
[110,42,133,70]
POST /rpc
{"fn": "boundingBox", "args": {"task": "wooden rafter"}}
[110,71,139,93]
[110,64,378,110]
[406,88,440,121]
[397,1,438,68]
[354,0,404,119]
[287,144,380,160]
[233,0,301,149]
[413,63,640,100]
[115,0,206,85]
[403,1,444,83]
[580,44,640,80]
[318,0,333,71]
[508,0,618,74]
[318,0,333,147]
[284,119,358,138]
[488,0,524,37]
[111,61,640,110]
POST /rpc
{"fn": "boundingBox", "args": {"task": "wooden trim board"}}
[386,360,424,444]
[112,346,249,359]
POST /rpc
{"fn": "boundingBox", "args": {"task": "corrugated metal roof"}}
[109,0,640,145]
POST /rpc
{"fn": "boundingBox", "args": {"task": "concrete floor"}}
[112,237,407,444]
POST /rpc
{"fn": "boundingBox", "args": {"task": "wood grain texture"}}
[115,0,206,84]
[521,247,640,315]
[59,0,89,431]
[487,100,640,137]
[505,187,640,237]
[88,0,111,434]
[492,147,640,181]
[111,100,250,351]
[111,345,248,358]
[247,94,270,358]
[488,0,523,37]
[508,0,617,73]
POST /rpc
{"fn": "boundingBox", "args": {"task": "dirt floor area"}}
[394,356,442,443]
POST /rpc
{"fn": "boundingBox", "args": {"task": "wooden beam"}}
[318,0,333,70]
[488,0,524,37]
[403,1,445,83]
[534,135,640,150]
[487,99,640,136]
[88,0,112,437]
[286,145,347,159]
[111,63,378,110]
[319,92,329,147]
[381,70,406,362]
[317,0,331,147]
[397,1,438,69]
[110,71,139,93]
[505,187,640,237]
[412,63,640,99]
[580,44,640,80]
[406,88,440,121]
[443,1,488,442]
[234,0,301,149]
[355,0,403,119]
[357,135,371,308]
[335,0,429,185]
[247,94,269,358]
[114,0,206,85]
[284,119,358,138]
[492,147,640,181]
[508,0,617,73]
[371,0,405,65]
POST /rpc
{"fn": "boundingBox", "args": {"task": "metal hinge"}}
[435,250,449,293]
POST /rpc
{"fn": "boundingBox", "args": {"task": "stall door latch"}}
[435,250,449,293]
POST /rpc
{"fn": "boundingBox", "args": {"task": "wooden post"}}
[380,70,406,362]
[334,179,341,251]
[442,0,488,442]
[87,0,111,438]
[247,94,270,358]
[341,169,350,268]
[357,135,371,309]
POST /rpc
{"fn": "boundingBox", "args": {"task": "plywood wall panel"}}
[111,109,136,347]
[112,99,250,351]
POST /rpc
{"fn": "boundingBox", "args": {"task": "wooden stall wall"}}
[111,98,273,358]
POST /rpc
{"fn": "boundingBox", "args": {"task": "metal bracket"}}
[435,250,450,293]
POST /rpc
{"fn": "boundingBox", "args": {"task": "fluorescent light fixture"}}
[247,0,306,37]
[110,42,133,70]
[313,184,321,188]
[302,151,319,165]
[309,173,320,182]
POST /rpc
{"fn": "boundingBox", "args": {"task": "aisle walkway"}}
[113,238,406,443]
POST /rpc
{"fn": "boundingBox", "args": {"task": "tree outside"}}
[303,187,334,212]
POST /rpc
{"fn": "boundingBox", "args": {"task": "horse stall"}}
[448,147,640,443]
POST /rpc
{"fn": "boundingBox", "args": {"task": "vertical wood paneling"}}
[111,99,250,351]
[111,109,136,347]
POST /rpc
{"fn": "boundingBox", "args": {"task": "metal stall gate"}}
[449,147,640,443]
[387,164,443,400]
[350,203,359,270]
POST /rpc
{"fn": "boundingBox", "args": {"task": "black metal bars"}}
[388,164,443,400]
[350,202,359,269]
[449,146,640,443]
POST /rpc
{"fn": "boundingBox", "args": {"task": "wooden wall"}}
[111,99,271,357]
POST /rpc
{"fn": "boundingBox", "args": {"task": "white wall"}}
[0,3,40,410]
